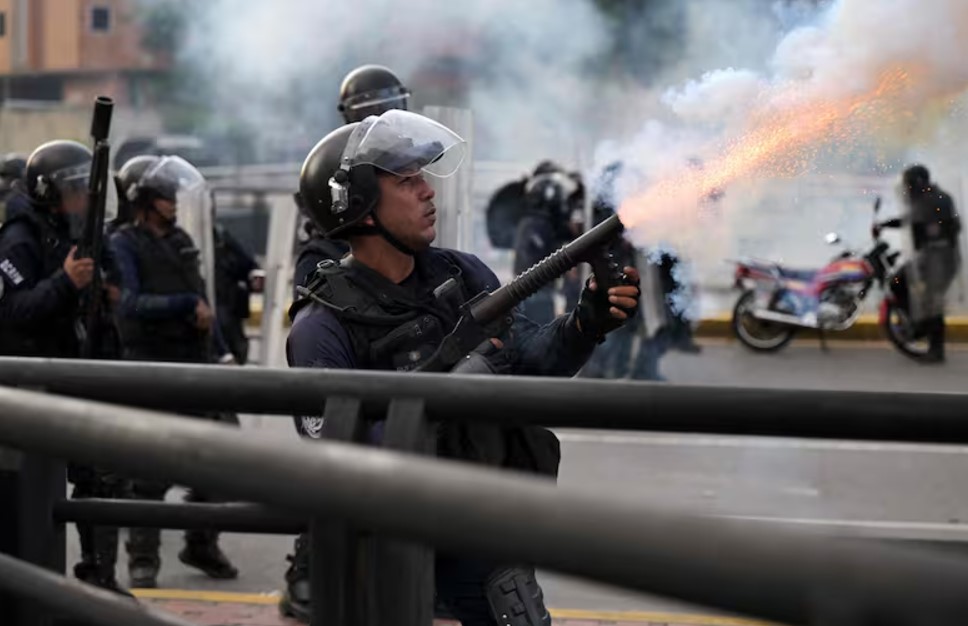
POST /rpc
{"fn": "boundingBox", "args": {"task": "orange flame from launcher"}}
[618,67,920,231]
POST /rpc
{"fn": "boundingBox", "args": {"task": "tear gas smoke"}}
[608,0,968,289]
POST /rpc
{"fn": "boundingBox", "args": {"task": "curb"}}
[242,303,968,343]
[696,315,968,343]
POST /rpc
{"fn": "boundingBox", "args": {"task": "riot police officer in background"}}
[110,155,239,587]
[285,110,641,625]
[512,161,585,325]
[876,164,961,362]
[0,140,130,594]
[214,223,260,364]
[0,153,26,222]
[293,64,411,296]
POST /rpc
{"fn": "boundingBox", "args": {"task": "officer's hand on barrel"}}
[588,267,641,320]
[194,299,214,331]
[63,245,95,289]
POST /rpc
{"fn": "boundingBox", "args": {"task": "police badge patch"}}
[0,258,24,285]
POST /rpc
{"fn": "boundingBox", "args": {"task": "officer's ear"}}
[361,214,376,227]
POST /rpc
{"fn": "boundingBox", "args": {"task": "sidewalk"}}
[135,590,776,626]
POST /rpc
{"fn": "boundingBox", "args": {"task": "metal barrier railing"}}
[0,357,967,443]
[4,361,968,625]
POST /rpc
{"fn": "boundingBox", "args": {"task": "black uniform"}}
[214,226,259,364]
[111,222,238,585]
[0,193,130,592]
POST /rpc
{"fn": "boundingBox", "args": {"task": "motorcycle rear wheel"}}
[731,291,797,352]
[882,299,931,361]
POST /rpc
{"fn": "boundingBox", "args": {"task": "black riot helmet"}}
[902,164,931,197]
[524,161,584,226]
[338,65,411,124]
[24,140,93,208]
[115,155,161,206]
[0,153,26,184]
[113,155,160,227]
[299,110,465,241]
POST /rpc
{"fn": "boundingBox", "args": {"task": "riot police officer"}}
[512,161,585,325]
[0,153,26,222]
[0,140,130,594]
[110,155,239,587]
[285,110,641,626]
[213,224,260,364]
[292,64,412,296]
[876,164,961,362]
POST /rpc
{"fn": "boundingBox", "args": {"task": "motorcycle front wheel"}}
[882,299,931,361]
[731,291,797,352]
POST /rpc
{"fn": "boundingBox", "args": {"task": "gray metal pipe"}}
[54,499,304,534]
[0,551,194,626]
[2,386,968,625]
[0,357,967,443]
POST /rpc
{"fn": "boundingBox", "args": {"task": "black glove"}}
[575,274,640,343]
[451,339,513,375]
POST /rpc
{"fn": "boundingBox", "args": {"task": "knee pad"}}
[485,567,551,626]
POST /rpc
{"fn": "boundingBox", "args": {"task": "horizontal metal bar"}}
[2,387,968,625]
[0,551,193,626]
[1,357,968,444]
[54,499,304,534]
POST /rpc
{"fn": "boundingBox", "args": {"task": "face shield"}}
[349,109,466,179]
[52,162,118,239]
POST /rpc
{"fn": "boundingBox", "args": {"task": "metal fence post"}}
[311,396,365,626]
[0,449,65,626]
[362,398,434,626]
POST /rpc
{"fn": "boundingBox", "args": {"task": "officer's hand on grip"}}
[63,245,95,290]
[575,266,641,342]
[194,299,214,332]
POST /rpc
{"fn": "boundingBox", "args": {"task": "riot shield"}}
[637,247,670,339]
[422,106,473,251]
[177,183,218,310]
[485,179,528,250]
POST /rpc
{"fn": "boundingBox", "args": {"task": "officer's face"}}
[152,198,178,223]
[60,189,89,215]
[374,173,437,250]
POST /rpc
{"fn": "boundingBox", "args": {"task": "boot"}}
[924,316,946,363]
[74,524,134,597]
[179,529,239,579]
[127,527,161,588]
[279,533,311,623]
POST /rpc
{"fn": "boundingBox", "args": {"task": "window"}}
[91,6,111,32]
[0,12,6,38]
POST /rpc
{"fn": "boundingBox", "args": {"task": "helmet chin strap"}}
[360,213,416,256]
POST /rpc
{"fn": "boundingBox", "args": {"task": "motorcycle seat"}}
[777,267,818,282]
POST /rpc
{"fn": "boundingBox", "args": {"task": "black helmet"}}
[338,65,410,124]
[525,164,584,222]
[25,140,92,207]
[115,155,161,206]
[0,153,26,181]
[902,164,931,195]
[300,110,465,239]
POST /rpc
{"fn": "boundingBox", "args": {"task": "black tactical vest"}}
[291,249,471,371]
[115,224,207,358]
[0,211,78,357]
[290,249,562,477]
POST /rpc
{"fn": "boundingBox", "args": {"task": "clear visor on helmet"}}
[138,155,206,202]
[350,109,466,179]
[342,87,410,112]
[50,162,118,221]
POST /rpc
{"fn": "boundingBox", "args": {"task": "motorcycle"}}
[729,198,929,357]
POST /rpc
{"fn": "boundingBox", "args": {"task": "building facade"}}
[0,0,166,105]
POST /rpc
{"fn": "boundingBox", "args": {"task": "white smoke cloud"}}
[595,0,968,309]
[180,0,613,163]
